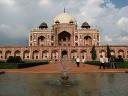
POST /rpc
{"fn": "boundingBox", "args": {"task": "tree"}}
[106,45,111,59]
[90,45,97,60]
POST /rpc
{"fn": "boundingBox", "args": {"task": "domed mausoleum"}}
[54,12,76,24]
[0,10,128,61]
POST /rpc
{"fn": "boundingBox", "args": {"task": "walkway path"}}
[0,61,128,73]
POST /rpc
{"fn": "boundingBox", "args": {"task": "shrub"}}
[84,60,128,68]
[7,56,14,63]
[17,60,49,68]
[7,56,23,63]
[116,61,128,68]
[14,56,23,63]
[84,61,100,65]
[0,60,49,69]
[116,55,124,62]
[0,61,5,63]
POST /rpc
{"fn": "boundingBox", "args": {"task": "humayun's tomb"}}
[0,11,128,61]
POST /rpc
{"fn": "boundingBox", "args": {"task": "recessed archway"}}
[58,31,71,46]
[61,50,68,58]
[83,35,92,46]
[14,50,20,56]
[23,50,30,59]
[5,50,11,59]
[71,50,77,59]
[38,36,45,46]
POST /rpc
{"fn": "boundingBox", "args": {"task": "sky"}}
[0,0,128,46]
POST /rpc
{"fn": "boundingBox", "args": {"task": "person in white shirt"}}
[99,55,105,69]
[76,56,80,67]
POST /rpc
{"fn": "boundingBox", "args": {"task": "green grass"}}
[0,63,18,69]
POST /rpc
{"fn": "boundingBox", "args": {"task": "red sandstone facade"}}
[0,12,128,61]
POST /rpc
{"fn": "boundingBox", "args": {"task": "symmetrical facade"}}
[0,11,128,61]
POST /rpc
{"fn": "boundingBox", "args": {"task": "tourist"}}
[99,55,105,69]
[76,56,80,67]
[105,56,109,68]
[110,56,116,68]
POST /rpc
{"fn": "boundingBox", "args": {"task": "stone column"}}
[29,48,32,60]
[38,49,40,60]
[115,49,118,58]
[49,49,52,60]
[124,50,127,60]
[3,48,5,60]
[20,48,24,60]
[12,48,14,56]
[78,48,81,60]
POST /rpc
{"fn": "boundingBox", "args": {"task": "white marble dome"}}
[53,12,76,24]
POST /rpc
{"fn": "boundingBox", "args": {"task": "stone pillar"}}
[78,48,81,60]
[39,49,42,60]
[124,50,127,60]
[49,50,52,60]
[115,49,118,58]
[11,48,14,56]
[29,48,32,60]
[3,48,5,60]
[20,48,24,60]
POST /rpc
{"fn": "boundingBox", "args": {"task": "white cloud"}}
[0,24,11,29]
[0,0,15,7]
[104,35,112,42]
[0,0,128,45]
[75,0,128,45]
[117,17,128,32]
[39,0,51,7]
[78,0,106,24]
[121,36,128,41]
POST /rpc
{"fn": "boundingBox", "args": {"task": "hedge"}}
[84,61,100,65]
[0,60,49,69]
[84,61,128,68]
[7,56,23,63]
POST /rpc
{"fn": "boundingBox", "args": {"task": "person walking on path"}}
[99,55,105,69]
[76,56,80,67]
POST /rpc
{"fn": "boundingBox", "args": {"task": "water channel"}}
[0,73,128,96]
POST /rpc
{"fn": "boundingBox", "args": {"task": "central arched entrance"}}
[58,31,71,46]
[61,50,68,58]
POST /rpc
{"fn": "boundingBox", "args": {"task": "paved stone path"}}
[0,61,128,73]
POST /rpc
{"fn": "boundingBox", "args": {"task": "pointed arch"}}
[5,50,11,59]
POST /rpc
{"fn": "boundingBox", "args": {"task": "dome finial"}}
[64,7,66,13]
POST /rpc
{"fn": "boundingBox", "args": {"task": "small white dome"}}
[53,12,76,24]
